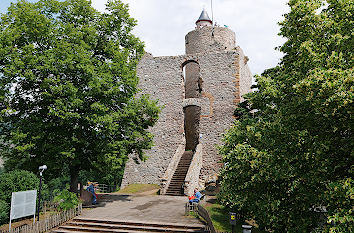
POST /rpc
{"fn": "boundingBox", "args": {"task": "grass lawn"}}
[202,201,264,233]
[117,184,159,194]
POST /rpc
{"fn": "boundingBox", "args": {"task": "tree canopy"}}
[219,0,353,232]
[0,0,160,191]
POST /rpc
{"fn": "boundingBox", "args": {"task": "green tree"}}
[0,0,160,192]
[219,0,353,232]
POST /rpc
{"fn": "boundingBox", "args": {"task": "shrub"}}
[0,199,9,225]
[0,170,39,225]
[53,190,80,210]
[0,170,39,204]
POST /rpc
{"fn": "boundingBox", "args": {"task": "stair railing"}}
[185,202,216,233]
[160,143,185,195]
[184,144,203,196]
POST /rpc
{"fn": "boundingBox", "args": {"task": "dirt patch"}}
[132,199,170,211]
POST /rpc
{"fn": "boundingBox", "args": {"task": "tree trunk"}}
[70,168,79,193]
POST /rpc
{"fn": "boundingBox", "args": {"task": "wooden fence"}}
[185,202,217,233]
[1,204,82,233]
[96,184,117,193]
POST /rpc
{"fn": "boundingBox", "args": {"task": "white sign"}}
[9,190,37,230]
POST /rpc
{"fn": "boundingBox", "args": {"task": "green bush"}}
[53,190,80,210]
[45,176,70,200]
[0,170,39,204]
[0,199,9,225]
[0,170,39,225]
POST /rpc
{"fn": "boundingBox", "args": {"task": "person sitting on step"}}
[189,188,202,203]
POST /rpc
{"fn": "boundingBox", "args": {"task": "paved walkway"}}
[80,192,202,225]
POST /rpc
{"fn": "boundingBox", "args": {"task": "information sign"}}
[9,190,37,230]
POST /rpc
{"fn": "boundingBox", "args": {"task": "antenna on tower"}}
[211,0,215,36]
[211,0,214,26]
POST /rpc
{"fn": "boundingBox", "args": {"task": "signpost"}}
[229,212,236,233]
[9,190,37,231]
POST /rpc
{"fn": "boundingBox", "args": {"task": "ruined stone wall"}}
[121,49,249,187]
[197,51,240,179]
[121,53,186,187]
[237,46,253,101]
[121,25,253,188]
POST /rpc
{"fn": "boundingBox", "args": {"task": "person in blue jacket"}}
[86,183,97,204]
[189,188,202,203]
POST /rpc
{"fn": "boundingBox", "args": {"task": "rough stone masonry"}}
[121,9,252,189]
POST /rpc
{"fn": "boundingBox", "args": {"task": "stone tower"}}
[121,9,252,195]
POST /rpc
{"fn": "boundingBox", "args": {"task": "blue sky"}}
[0,0,289,75]
[0,0,37,13]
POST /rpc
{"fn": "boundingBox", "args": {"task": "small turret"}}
[196,9,212,28]
[186,9,236,54]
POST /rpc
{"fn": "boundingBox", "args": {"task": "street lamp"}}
[37,165,47,221]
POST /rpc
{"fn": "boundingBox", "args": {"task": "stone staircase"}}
[52,218,207,232]
[165,151,193,196]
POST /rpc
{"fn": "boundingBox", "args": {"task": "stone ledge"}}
[182,98,202,108]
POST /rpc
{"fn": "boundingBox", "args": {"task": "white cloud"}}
[87,0,289,74]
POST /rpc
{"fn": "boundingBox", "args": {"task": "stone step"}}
[171,175,187,178]
[52,227,150,233]
[165,193,184,196]
[169,181,184,184]
[166,186,183,189]
[168,185,184,188]
[53,218,206,233]
[165,150,195,196]
[167,188,184,191]
[73,218,206,229]
[165,190,184,193]
[169,179,185,182]
[170,179,185,182]
[57,223,202,233]
[169,181,185,184]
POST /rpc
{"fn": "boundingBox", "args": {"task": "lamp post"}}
[37,165,47,221]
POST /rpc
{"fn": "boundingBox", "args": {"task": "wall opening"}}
[182,60,201,151]
[182,60,201,98]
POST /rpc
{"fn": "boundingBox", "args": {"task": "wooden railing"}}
[1,204,82,233]
[185,202,216,233]
[96,184,118,193]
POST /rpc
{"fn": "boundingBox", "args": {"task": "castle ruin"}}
[121,9,252,195]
